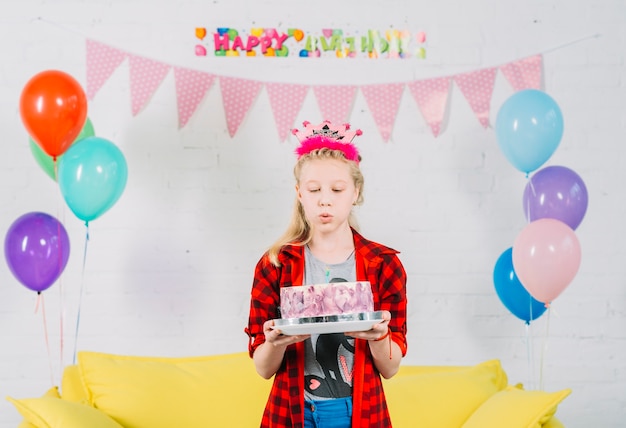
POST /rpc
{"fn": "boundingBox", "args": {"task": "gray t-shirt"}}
[303,245,356,401]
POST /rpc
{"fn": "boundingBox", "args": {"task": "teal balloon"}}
[493,247,547,324]
[495,89,564,174]
[58,137,128,224]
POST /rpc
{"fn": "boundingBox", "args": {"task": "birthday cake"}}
[280,281,374,319]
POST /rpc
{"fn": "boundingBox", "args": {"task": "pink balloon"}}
[512,218,581,304]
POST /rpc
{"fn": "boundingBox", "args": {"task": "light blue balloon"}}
[58,136,128,224]
[495,89,564,174]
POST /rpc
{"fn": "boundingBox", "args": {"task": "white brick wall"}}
[0,0,624,426]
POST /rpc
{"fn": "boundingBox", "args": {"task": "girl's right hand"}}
[263,319,310,347]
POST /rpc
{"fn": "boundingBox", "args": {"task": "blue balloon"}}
[493,247,547,323]
[495,89,564,174]
[58,136,128,224]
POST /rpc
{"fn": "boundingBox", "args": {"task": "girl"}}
[246,121,407,428]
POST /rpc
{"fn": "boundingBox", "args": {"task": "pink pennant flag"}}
[312,85,358,124]
[408,77,451,137]
[265,82,309,142]
[453,68,497,129]
[128,54,171,116]
[360,83,405,142]
[85,39,127,100]
[219,76,263,137]
[499,54,543,91]
[173,67,215,128]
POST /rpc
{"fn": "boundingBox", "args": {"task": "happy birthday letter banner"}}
[85,38,543,141]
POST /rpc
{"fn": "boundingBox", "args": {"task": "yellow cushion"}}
[384,359,508,428]
[543,416,565,428]
[61,365,88,403]
[17,420,35,428]
[461,385,571,428]
[77,351,271,428]
[14,387,60,428]
[43,387,61,399]
[7,396,123,428]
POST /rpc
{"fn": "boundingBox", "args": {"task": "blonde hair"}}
[267,148,364,266]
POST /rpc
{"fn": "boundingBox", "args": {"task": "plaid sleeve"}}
[377,252,408,356]
[245,254,282,357]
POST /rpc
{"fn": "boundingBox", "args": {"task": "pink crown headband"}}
[292,120,362,163]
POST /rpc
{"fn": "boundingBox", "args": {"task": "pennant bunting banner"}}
[313,85,358,125]
[499,54,543,92]
[128,55,171,116]
[85,39,127,100]
[408,77,451,137]
[219,76,263,137]
[453,67,498,129]
[360,83,406,142]
[84,38,544,141]
[266,82,310,142]
[173,67,216,128]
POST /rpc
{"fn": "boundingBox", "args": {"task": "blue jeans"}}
[304,397,352,428]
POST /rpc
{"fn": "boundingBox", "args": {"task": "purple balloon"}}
[4,212,70,292]
[522,165,588,230]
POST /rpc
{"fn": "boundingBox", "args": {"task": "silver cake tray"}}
[271,311,384,335]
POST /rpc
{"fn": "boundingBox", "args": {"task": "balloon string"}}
[56,213,65,379]
[524,322,531,389]
[539,305,552,391]
[72,222,90,364]
[527,319,538,390]
[526,295,535,390]
[526,174,535,223]
[35,293,55,387]
[54,157,65,377]
[59,284,65,379]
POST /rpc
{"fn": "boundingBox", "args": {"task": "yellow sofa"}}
[7,351,569,428]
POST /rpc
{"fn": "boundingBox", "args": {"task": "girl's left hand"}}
[345,310,391,341]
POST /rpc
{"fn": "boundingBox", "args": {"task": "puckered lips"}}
[319,212,333,223]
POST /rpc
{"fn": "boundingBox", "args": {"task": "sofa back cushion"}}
[383,359,508,428]
[77,351,271,428]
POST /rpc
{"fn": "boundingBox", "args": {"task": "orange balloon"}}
[19,70,88,159]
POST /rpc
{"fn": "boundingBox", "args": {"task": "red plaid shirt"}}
[246,229,408,427]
